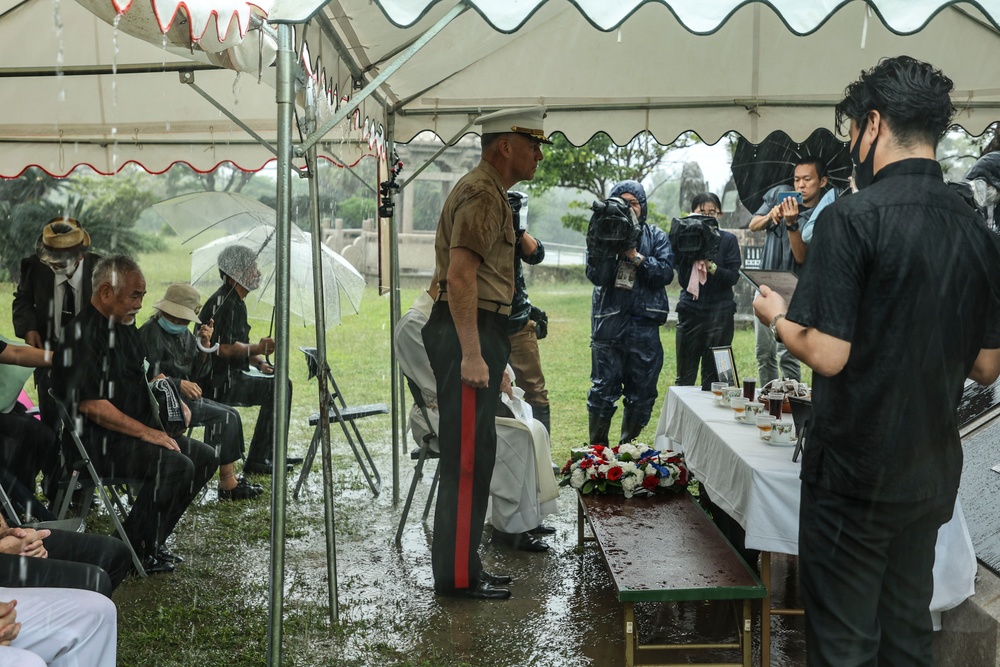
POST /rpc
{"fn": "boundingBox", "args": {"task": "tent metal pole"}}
[304,109,340,622]
[399,119,475,190]
[267,22,294,667]
[386,111,402,506]
[297,3,467,154]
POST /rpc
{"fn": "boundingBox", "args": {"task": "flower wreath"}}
[559,442,689,498]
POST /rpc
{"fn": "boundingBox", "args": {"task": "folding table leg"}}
[761,551,772,667]
[742,599,752,667]
[623,601,635,667]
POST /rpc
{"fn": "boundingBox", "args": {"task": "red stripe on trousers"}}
[454,383,477,589]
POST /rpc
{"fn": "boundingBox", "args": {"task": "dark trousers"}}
[0,406,58,494]
[85,431,218,558]
[423,303,510,592]
[674,306,735,390]
[799,481,954,667]
[0,529,133,597]
[210,375,291,466]
[588,322,663,425]
[187,397,244,465]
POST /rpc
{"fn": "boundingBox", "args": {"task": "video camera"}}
[586,197,641,258]
[668,214,722,263]
[507,191,528,238]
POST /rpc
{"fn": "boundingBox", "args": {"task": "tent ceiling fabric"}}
[286,0,1000,146]
[0,0,374,177]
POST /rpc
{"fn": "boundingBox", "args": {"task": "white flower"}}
[658,475,675,487]
[621,475,639,498]
[571,468,585,489]
[643,465,658,478]
[597,463,611,476]
[587,466,599,480]
[619,461,639,477]
[618,443,639,458]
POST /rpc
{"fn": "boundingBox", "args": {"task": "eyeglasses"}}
[695,209,722,217]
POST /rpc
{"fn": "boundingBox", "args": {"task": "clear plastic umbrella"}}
[143,191,280,244]
[190,225,365,328]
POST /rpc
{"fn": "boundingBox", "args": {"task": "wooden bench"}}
[577,492,766,667]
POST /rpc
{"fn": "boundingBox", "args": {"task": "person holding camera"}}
[673,193,742,389]
[505,191,551,435]
[747,156,828,385]
[585,180,674,446]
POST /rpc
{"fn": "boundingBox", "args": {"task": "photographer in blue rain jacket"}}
[585,180,674,445]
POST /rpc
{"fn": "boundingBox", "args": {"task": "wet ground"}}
[173,422,811,667]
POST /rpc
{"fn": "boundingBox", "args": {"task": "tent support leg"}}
[267,22,294,667]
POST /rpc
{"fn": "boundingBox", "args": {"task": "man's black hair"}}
[690,192,722,211]
[794,155,827,180]
[834,55,955,149]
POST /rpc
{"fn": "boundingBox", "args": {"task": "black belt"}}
[437,292,511,316]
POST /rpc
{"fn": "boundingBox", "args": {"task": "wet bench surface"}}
[578,492,766,667]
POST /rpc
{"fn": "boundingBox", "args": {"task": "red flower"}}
[591,445,606,455]
[642,475,659,490]
[579,458,594,470]
[612,445,621,455]
[606,466,623,481]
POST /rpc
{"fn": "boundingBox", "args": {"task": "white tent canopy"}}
[276,0,1000,146]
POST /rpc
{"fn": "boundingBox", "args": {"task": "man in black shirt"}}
[755,57,1000,666]
[198,245,294,476]
[53,255,218,574]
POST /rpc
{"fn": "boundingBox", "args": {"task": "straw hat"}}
[153,283,202,323]
[35,217,91,264]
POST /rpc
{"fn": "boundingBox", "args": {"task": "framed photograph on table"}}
[710,346,739,388]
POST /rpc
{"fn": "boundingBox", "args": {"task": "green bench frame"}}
[577,491,766,667]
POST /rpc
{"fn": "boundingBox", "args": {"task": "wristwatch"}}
[786,220,800,232]
[770,313,786,342]
[630,253,644,266]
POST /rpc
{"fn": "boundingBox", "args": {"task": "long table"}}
[653,386,977,666]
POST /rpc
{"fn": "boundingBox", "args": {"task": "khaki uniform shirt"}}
[434,160,515,307]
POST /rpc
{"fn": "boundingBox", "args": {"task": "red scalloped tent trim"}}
[0,152,373,180]
[109,0,268,46]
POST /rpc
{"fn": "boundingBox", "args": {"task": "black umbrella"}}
[731,128,852,214]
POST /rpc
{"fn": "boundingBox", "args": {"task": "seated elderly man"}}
[395,286,559,552]
[198,246,296,476]
[52,255,218,575]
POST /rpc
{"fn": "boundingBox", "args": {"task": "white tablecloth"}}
[654,386,977,614]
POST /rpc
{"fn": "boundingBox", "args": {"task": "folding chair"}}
[48,390,146,577]
[394,374,441,545]
[293,347,388,499]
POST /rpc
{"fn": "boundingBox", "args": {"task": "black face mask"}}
[850,116,879,190]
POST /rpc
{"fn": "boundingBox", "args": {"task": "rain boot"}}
[619,410,644,444]
[588,411,613,446]
[530,403,550,435]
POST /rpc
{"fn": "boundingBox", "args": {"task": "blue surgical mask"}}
[157,316,191,336]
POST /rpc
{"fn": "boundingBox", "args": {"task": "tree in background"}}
[0,167,164,281]
[528,132,690,232]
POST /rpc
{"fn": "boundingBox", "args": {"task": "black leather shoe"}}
[157,546,184,564]
[218,477,265,501]
[435,582,511,600]
[141,555,176,575]
[530,524,557,536]
[480,571,512,586]
[493,529,551,553]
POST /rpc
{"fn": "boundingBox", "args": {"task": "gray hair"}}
[92,255,143,294]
